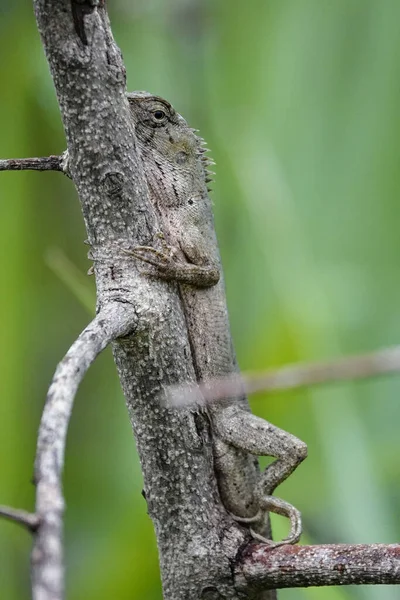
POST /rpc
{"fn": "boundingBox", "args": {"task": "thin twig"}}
[0,505,40,531]
[31,304,134,600]
[236,543,400,590]
[167,345,400,406]
[0,155,65,173]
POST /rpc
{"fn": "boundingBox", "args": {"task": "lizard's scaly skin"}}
[127,92,307,546]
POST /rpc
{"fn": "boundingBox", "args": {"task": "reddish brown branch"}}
[235,543,400,590]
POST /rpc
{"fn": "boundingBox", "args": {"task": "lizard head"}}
[127,91,214,187]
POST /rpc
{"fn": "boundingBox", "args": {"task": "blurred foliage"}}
[0,1,399,599]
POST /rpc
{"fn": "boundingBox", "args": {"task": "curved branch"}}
[32,303,135,600]
[236,543,400,591]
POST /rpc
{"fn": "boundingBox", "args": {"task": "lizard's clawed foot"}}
[128,245,177,267]
[123,240,220,287]
[231,496,302,547]
[123,241,181,280]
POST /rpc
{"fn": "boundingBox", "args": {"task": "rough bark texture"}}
[236,544,400,590]
[33,2,266,599]
[0,155,64,172]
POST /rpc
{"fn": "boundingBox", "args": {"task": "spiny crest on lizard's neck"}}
[127,91,215,190]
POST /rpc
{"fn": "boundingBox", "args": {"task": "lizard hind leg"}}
[213,405,307,546]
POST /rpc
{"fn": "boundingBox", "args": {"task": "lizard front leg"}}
[213,405,307,547]
[124,236,220,287]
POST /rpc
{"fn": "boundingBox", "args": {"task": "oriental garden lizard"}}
[125,91,307,546]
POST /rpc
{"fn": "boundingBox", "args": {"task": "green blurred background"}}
[1,1,399,598]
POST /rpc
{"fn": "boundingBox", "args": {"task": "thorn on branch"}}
[0,505,40,532]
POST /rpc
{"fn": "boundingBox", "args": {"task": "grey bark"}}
[0,156,65,173]
[33,2,266,599]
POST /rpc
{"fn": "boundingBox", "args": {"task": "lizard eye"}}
[153,110,166,121]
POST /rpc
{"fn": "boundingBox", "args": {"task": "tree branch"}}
[0,506,40,531]
[31,304,134,600]
[32,3,263,599]
[168,345,400,407]
[236,543,400,590]
[0,155,66,173]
